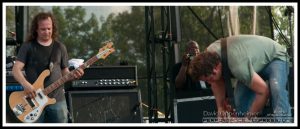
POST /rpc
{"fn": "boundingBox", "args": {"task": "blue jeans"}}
[36,100,69,123]
[234,60,292,122]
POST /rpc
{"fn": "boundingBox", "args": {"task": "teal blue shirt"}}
[206,35,289,87]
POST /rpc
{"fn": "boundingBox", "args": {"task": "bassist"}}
[12,12,84,123]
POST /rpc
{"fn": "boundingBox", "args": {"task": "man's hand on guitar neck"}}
[71,67,84,81]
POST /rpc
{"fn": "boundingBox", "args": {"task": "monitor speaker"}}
[67,89,143,123]
[174,96,217,123]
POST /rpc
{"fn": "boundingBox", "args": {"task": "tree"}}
[6,6,15,35]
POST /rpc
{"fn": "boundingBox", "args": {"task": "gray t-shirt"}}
[206,35,289,87]
[16,40,69,102]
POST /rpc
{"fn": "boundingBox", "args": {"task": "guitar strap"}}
[220,38,236,109]
[49,41,60,72]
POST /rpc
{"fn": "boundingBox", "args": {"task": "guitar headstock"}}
[97,41,115,59]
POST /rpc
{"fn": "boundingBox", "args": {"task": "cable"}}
[187,6,219,40]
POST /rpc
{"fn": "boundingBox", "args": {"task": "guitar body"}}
[9,70,56,123]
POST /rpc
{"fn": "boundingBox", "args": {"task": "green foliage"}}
[272,6,294,48]
[6,6,15,34]
[239,6,253,34]
[6,5,292,72]
[5,5,294,65]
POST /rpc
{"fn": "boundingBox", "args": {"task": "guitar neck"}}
[43,55,99,95]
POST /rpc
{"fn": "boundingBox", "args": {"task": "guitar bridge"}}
[12,104,25,116]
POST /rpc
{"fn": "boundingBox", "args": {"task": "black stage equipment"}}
[174,96,217,123]
[69,66,138,90]
[67,89,143,123]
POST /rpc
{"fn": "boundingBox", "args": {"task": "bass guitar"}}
[9,41,115,123]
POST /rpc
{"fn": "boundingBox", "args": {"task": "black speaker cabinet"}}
[174,96,217,123]
[67,89,143,123]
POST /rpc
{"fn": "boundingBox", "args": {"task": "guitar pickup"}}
[37,92,43,99]
[25,97,36,108]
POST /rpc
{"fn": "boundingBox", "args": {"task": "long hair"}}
[26,12,58,43]
[188,51,221,81]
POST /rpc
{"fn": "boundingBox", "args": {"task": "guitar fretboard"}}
[43,55,100,95]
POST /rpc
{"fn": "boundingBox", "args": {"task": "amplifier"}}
[72,79,136,89]
[174,96,217,123]
[6,70,25,83]
[71,65,138,89]
[67,89,143,123]
[6,70,16,83]
[6,76,17,84]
